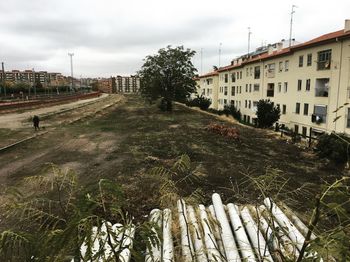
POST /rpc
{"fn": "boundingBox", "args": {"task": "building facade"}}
[116,75,140,93]
[197,20,350,136]
[0,70,67,87]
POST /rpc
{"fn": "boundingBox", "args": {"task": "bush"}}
[256,99,280,128]
[186,95,211,110]
[205,123,239,139]
[223,104,242,121]
[316,133,350,164]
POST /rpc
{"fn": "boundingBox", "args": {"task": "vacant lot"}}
[0,95,343,224]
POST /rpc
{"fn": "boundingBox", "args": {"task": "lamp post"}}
[68,53,74,92]
[1,62,6,97]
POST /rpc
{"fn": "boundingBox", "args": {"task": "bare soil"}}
[0,95,344,226]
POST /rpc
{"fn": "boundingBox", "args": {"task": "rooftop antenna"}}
[219,43,222,68]
[247,27,252,56]
[289,5,297,47]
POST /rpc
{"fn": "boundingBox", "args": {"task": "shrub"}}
[223,104,242,121]
[186,95,211,110]
[205,123,239,139]
[316,133,350,164]
[256,99,280,128]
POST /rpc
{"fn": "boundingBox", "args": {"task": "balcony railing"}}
[317,61,331,70]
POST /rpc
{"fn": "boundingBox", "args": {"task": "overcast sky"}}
[0,0,349,78]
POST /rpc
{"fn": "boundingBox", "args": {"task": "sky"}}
[0,0,349,78]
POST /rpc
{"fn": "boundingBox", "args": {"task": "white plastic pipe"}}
[198,204,223,262]
[208,205,225,257]
[212,193,241,261]
[145,209,162,262]
[264,198,305,251]
[280,203,316,240]
[240,207,273,262]
[227,203,256,261]
[162,208,174,262]
[187,205,208,262]
[118,224,136,262]
[177,199,195,261]
[259,205,299,260]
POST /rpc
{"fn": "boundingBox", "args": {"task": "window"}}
[307,54,312,66]
[295,103,300,114]
[284,82,288,93]
[246,68,249,77]
[278,82,282,93]
[231,73,236,82]
[282,105,286,114]
[294,125,299,134]
[267,63,275,77]
[224,74,228,83]
[245,84,248,92]
[253,84,260,92]
[231,86,235,96]
[297,80,302,91]
[206,78,213,85]
[306,79,311,91]
[304,103,309,116]
[279,61,283,72]
[315,78,330,97]
[317,49,332,70]
[240,71,242,79]
[231,100,234,106]
[285,60,289,71]
[249,84,252,93]
[237,72,240,80]
[245,100,247,108]
[249,67,252,76]
[224,99,227,105]
[347,108,350,128]
[302,126,307,136]
[299,55,304,67]
[248,100,251,109]
[313,105,327,123]
[254,66,260,79]
[239,86,242,93]
[224,86,228,96]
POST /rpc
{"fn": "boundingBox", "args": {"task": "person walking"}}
[33,115,40,131]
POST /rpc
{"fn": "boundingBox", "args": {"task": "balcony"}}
[317,61,331,70]
[315,78,329,97]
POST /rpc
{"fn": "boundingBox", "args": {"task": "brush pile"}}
[205,123,239,139]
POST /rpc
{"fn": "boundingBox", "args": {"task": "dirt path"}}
[0,93,108,129]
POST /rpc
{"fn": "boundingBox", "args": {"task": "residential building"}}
[116,75,140,93]
[197,19,350,136]
[197,71,219,109]
[97,77,116,94]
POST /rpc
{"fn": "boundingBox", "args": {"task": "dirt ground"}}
[0,95,344,226]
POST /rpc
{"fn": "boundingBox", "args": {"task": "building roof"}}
[199,28,350,75]
[198,71,219,78]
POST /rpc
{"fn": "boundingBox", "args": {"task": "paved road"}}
[0,93,108,129]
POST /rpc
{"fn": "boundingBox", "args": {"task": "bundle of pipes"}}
[145,193,321,262]
[72,221,135,262]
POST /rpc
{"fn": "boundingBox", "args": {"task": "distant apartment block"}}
[116,75,140,93]
[97,77,116,94]
[0,70,68,87]
[197,20,350,136]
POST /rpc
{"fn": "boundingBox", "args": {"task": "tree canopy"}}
[256,99,281,128]
[138,45,197,111]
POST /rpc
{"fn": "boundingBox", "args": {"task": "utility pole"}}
[32,68,36,97]
[248,27,252,57]
[1,62,6,97]
[68,53,74,92]
[219,43,222,68]
[289,5,297,47]
[200,48,203,75]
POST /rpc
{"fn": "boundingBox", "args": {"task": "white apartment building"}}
[197,20,350,136]
[116,75,140,93]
